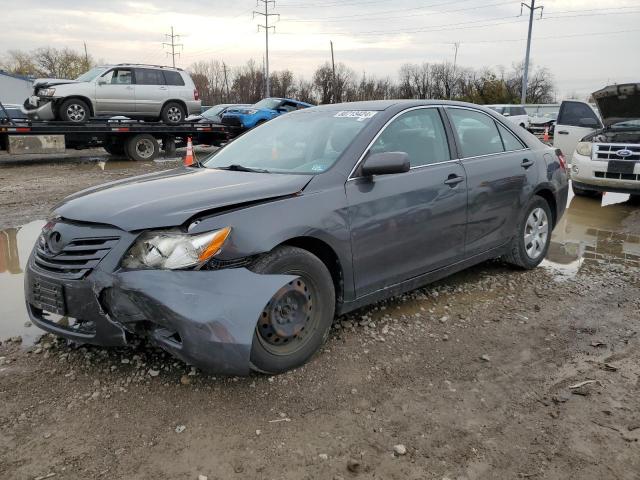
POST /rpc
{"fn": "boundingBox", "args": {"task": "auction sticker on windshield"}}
[334,111,378,121]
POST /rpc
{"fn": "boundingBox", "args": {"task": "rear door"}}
[346,107,468,296]
[95,68,135,115]
[553,101,602,158]
[134,68,169,116]
[446,107,537,256]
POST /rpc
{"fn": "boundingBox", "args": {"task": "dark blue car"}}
[221,97,313,130]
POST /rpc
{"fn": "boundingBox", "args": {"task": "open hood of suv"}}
[592,83,640,127]
[33,78,79,89]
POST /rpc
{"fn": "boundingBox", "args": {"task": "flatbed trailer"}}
[0,111,237,161]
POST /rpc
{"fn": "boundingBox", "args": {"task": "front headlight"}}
[576,142,593,157]
[241,109,259,115]
[121,227,231,270]
[38,88,56,97]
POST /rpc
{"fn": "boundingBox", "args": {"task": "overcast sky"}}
[1,0,639,99]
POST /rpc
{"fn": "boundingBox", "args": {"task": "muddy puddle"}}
[1,185,638,344]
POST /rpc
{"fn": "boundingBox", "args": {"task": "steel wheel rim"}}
[67,104,86,122]
[257,277,317,355]
[167,107,182,123]
[524,207,549,259]
[136,138,155,159]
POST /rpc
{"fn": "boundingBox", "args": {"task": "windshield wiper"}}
[217,164,270,173]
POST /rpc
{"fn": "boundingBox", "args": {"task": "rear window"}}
[164,71,185,86]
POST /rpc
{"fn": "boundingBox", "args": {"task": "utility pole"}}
[83,42,89,66]
[330,40,336,103]
[520,1,543,104]
[163,26,183,68]
[222,61,230,102]
[254,0,279,97]
[450,41,460,100]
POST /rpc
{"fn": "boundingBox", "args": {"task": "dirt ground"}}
[1,158,639,480]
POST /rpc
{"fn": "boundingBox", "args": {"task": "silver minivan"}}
[23,64,201,125]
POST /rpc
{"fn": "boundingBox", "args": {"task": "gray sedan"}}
[24,100,569,375]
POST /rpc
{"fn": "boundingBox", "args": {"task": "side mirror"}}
[579,117,599,128]
[361,152,410,177]
[97,78,107,86]
[503,112,511,117]
[275,107,287,113]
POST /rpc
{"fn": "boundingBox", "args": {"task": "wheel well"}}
[535,189,557,227]
[58,96,95,116]
[162,99,188,114]
[279,237,344,305]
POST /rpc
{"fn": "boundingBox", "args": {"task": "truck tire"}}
[503,196,553,270]
[59,98,90,123]
[160,102,185,125]
[572,184,602,198]
[125,134,159,161]
[249,246,335,374]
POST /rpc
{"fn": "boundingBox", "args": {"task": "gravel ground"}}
[1,159,639,480]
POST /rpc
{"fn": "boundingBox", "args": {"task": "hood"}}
[33,78,79,89]
[592,83,640,127]
[55,167,312,231]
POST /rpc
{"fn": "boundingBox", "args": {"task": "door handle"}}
[557,130,569,135]
[444,174,464,187]
[521,158,534,169]
[159,86,168,90]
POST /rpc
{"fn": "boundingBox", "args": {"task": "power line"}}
[254,0,280,97]
[162,26,183,68]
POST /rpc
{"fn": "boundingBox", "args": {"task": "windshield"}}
[202,105,226,120]
[611,119,640,129]
[75,67,107,82]
[203,109,376,174]
[253,98,283,110]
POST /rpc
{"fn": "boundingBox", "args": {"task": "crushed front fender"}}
[106,268,298,376]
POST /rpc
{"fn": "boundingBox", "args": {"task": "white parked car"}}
[554,83,639,198]
[22,64,201,125]
[486,104,530,129]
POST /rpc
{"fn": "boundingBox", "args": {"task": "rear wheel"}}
[572,184,602,198]
[59,98,90,123]
[125,134,159,161]
[504,196,553,269]
[249,246,335,374]
[160,102,185,125]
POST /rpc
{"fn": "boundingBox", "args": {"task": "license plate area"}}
[607,160,635,175]
[32,276,66,315]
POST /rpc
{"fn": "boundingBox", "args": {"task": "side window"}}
[448,108,504,157]
[497,124,525,151]
[510,106,526,116]
[369,108,450,167]
[102,69,132,85]
[557,101,599,127]
[164,70,185,86]
[135,69,166,86]
[279,102,298,112]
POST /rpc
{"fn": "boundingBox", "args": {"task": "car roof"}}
[99,64,184,72]
[310,99,498,112]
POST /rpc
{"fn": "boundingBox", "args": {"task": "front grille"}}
[594,171,640,182]
[34,236,119,280]
[593,143,640,161]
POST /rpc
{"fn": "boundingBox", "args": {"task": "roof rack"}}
[113,63,184,71]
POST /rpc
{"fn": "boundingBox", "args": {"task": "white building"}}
[0,70,33,105]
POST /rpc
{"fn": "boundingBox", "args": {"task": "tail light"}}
[194,89,200,101]
[555,148,567,171]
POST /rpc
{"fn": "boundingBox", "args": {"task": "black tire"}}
[572,184,602,198]
[58,98,90,123]
[503,196,553,270]
[160,102,186,125]
[125,134,159,161]
[103,142,125,156]
[249,246,335,374]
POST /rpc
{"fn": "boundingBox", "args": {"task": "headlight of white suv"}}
[121,227,231,270]
[576,142,593,157]
[38,88,56,97]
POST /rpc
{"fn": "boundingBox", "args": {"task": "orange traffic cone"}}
[543,126,549,143]
[184,137,194,166]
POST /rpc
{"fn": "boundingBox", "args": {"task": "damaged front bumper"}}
[25,260,297,376]
[21,96,56,121]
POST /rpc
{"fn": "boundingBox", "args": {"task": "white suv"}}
[22,64,201,124]
[553,84,640,198]
[486,104,530,129]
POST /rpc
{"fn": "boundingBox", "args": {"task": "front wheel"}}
[249,246,335,374]
[59,98,90,123]
[503,196,553,269]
